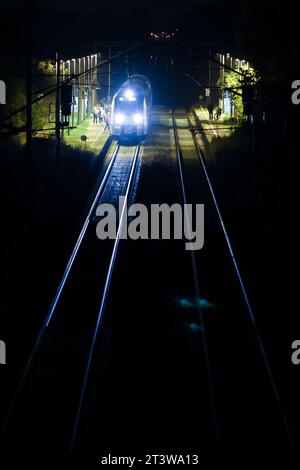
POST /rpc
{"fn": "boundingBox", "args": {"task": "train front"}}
[110,86,148,138]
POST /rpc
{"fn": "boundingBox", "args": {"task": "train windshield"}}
[115,98,142,113]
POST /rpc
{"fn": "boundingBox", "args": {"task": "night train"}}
[110,75,152,138]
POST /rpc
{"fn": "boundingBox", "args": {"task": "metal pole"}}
[71,82,75,130]
[126,54,129,78]
[78,58,82,124]
[208,48,212,109]
[108,47,111,102]
[87,56,90,115]
[208,48,211,93]
[26,50,32,160]
[71,59,75,129]
[83,57,86,118]
[221,54,225,111]
[24,0,34,161]
[55,52,61,171]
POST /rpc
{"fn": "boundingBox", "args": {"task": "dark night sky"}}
[3,0,225,29]
[39,0,221,26]
[41,0,216,11]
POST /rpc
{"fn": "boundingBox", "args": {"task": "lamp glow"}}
[124,89,135,101]
[115,112,125,124]
[133,113,143,125]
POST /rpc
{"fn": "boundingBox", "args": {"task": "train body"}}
[110,75,152,138]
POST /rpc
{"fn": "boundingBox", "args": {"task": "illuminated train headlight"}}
[114,112,125,125]
[133,113,143,125]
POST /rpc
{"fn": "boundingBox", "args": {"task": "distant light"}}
[123,89,136,101]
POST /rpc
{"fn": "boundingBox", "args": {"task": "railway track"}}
[173,107,294,448]
[69,108,266,449]
[162,44,295,445]
[171,109,220,445]
[1,98,295,449]
[1,139,141,448]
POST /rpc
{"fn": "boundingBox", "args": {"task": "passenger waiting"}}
[93,107,99,124]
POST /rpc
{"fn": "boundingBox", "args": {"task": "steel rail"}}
[171,109,220,447]
[187,109,295,449]
[70,143,141,449]
[0,138,120,437]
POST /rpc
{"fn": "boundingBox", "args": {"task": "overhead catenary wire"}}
[179,42,246,78]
